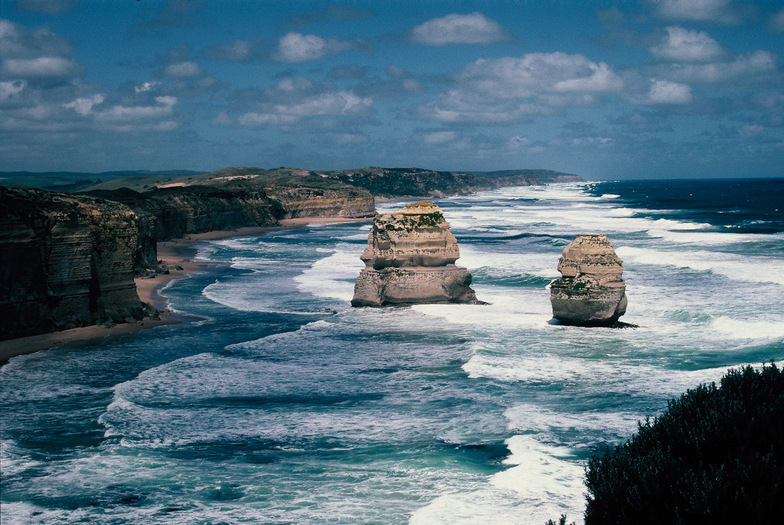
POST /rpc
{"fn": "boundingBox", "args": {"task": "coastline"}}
[0,216,371,365]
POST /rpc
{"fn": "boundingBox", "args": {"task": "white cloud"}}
[507,135,532,149]
[554,62,623,92]
[457,53,622,98]
[220,79,372,129]
[134,81,160,94]
[661,50,777,84]
[162,60,203,78]
[95,96,177,123]
[1,56,82,79]
[209,39,255,62]
[646,79,693,104]
[417,53,622,124]
[63,94,104,115]
[273,32,358,63]
[0,18,73,60]
[16,0,78,15]
[410,12,511,46]
[333,132,368,144]
[422,131,458,145]
[650,26,725,62]
[0,80,25,102]
[0,20,83,80]
[273,91,370,118]
[769,9,784,32]
[652,0,745,24]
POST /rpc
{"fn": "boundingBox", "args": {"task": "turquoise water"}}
[2,180,783,524]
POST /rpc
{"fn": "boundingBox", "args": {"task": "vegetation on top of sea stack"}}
[582,363,784,524]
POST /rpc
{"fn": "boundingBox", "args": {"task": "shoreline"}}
[0,216,372,365]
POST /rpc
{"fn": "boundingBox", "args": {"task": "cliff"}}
[316,167,584,198]
[85,185,282,242]
[550,234,627,326]
[84,167,375,244]
[352,201,480,306]
[0,186,147,340]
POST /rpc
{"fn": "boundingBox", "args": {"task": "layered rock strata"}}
[550,233,627,326]
[0,186,147,340]
[351,201,479,306]
[265,186,374,219]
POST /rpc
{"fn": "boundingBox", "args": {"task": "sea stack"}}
[351,201,480,306]
[550,233,627,326]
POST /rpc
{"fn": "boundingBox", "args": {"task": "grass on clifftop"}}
[82,167,364,194]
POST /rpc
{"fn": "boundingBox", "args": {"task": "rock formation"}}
[550,233,627,326]
[84,168,376,249]
[266,186,375,219]
[86,186,281,242]
[0,186,147,340]
[351,201,480,306]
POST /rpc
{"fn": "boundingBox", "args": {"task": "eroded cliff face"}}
[550,233,627,326]
[85,170,375,250]
[86,186,281,242]
[0,187,146,340]
[266,186,374,219]
[352,201,480,306]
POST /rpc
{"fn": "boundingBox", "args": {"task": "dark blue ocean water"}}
[586,178,784,234]
[2,179,783,524]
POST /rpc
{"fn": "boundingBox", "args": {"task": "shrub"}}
[545,515,574,525]
[584,364,784,524]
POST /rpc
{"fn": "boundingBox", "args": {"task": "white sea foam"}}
[647,229,784,246]
[0,439,41,479]
[490,436,585,519]
[503,404,642,441]
[709,316,784,341]
[463,353,743,399]
[617,246,784,285]
[294,244,364,301]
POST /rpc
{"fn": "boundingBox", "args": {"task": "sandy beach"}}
[0,216,371,364]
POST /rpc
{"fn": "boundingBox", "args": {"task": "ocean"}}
[2,178,783,524]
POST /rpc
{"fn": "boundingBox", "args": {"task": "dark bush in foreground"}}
[584,364,784,524]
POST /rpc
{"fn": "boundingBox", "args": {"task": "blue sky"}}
[1,0,784,179]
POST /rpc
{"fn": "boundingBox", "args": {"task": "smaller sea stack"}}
[351,201,480,306]
[550,233,627,326]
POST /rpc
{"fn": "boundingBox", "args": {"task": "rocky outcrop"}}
[351,201,480,306]
[550,234,627,326]
[0,186,147,340]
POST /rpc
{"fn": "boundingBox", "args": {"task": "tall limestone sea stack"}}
[550,233,627,326]
[351,201,480,306]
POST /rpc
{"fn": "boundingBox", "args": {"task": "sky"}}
[1,0,784,179]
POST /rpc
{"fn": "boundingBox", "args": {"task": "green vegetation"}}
[82,166,363,194]
[583,364,784,524]
[545,515,575,525]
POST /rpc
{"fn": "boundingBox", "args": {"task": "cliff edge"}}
[0,186,148,340]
